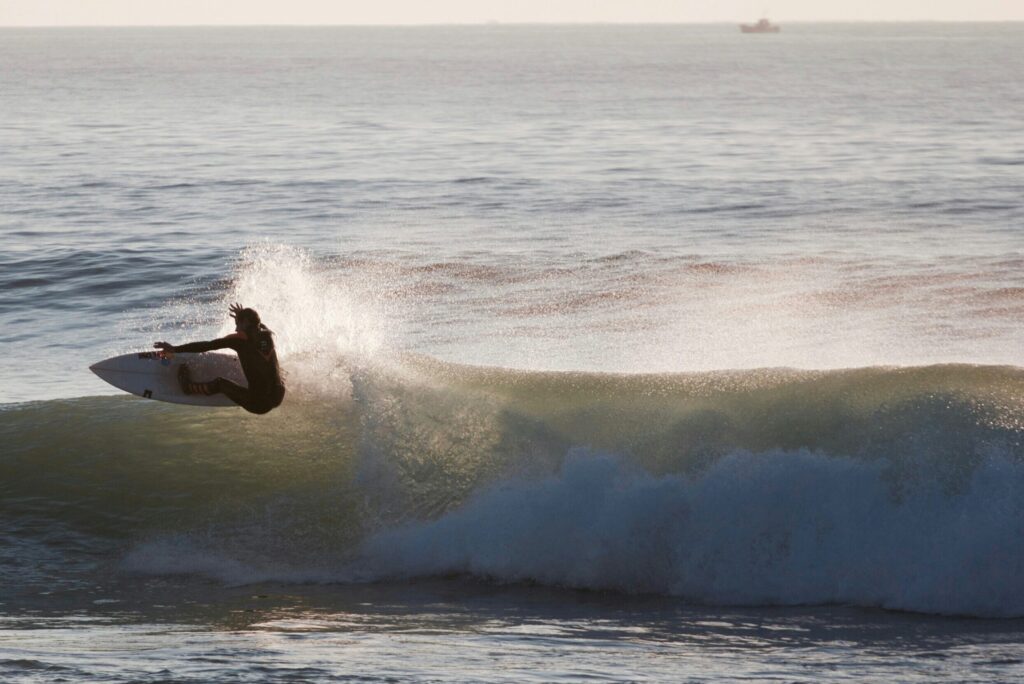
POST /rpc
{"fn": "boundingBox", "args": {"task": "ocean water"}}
[2,22,1024,682]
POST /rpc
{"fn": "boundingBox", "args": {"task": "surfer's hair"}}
[238,308,261,326]
[241,308,274,335]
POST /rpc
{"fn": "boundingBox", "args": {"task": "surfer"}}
[153,303,285,414]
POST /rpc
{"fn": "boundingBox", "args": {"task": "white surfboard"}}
[89,351,247,407]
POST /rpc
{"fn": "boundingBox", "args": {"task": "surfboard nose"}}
[88,361,111,377]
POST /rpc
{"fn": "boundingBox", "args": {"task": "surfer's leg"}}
[238,386,285,415]
[179,365,274,414]
[178,365,211,395]
[214,377,250,405]
[178,366,232,398]
[213,378,276,414]
[220,381,284,414]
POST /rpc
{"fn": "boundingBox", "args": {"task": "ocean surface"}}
[2,22,1024,682]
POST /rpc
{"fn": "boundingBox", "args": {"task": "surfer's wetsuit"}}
[172,325,285,414]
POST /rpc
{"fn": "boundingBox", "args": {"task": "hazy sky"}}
[1,0,1021,26]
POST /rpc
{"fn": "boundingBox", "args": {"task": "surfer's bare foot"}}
[178,364,193,394]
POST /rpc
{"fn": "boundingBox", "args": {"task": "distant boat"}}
[740,18,780,33]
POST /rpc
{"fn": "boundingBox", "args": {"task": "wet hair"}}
[237,308,261,327]
[241,308,275,337]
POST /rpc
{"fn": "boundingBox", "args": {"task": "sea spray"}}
[220,244,394,397]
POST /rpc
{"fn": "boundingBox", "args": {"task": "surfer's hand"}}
[229,303,244,319]
[153,341,175,352]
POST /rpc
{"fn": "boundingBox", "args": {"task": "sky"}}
[0,0,1021,26]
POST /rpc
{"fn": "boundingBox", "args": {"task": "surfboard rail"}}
[89,351,246,407]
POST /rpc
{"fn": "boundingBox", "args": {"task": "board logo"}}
[137,351,174,364]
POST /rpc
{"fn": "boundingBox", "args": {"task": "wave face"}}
[4,361,1024,616]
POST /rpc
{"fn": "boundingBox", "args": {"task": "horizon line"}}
[2,19,1023,29]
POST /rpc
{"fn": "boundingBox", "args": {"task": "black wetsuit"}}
[174,325,285,414]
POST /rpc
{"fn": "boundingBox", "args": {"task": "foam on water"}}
[116,434,1024,617]
[360,448,1024,617]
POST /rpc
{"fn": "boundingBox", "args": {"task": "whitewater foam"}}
[359,447,1024,617]
[116,441,1024,617]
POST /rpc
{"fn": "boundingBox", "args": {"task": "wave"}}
[4,360,1024,616]
[360,448,1024,617]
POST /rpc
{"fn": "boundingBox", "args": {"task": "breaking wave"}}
[361,447,1024,617]
[4,359,1024,617]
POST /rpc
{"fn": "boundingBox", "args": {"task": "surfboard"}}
[89,351,246,407]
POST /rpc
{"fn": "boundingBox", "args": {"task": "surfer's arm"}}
[154,333,246,354]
